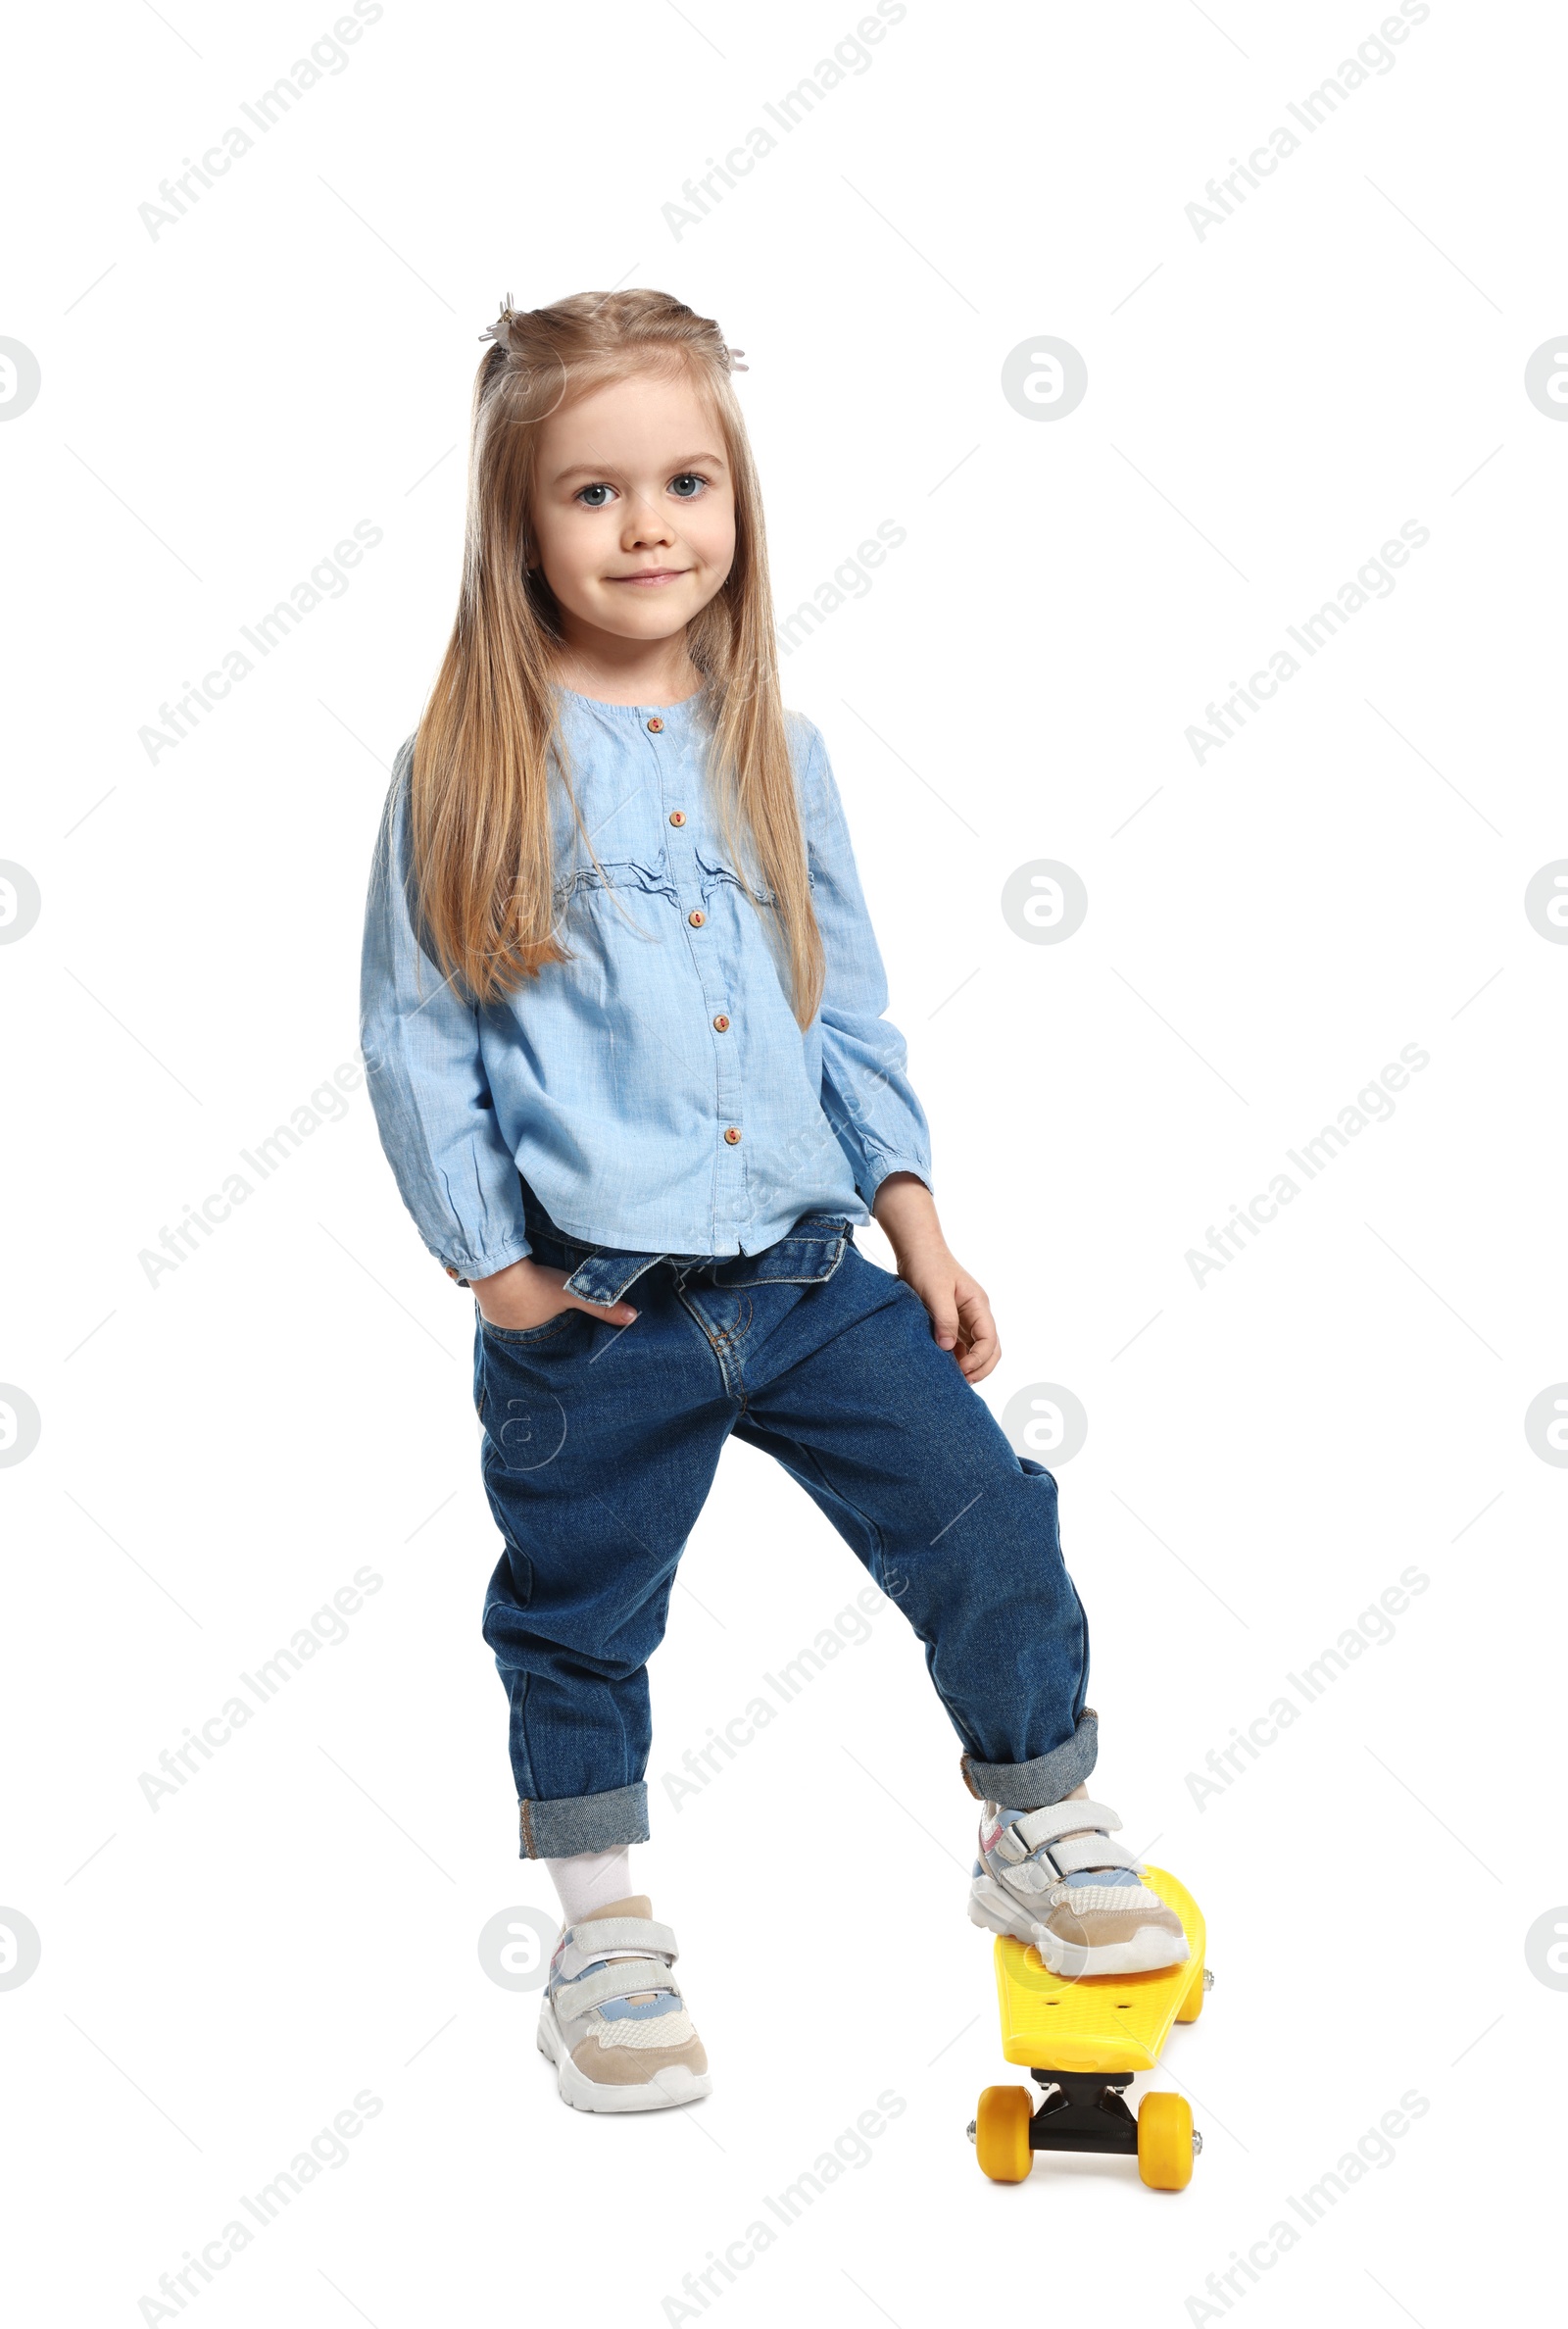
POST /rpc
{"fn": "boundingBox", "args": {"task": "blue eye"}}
[576,483,614,508]
[669,473,707,499]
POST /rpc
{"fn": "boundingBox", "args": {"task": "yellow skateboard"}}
[969,1864,1210,2188]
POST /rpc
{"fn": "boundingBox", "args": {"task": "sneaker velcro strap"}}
[559,1917,678,1982]
[554,1958,683,2016]
[1044,1832,1142,1878]
[1011,1799,1123,1853]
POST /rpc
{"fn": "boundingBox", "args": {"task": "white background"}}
[2,2,1562,2322]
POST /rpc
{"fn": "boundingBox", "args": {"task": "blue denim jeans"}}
[475,1191,1097,1858]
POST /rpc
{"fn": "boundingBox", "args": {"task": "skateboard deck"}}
[972,1864,1209,2187]
[994,1863,1205,2074]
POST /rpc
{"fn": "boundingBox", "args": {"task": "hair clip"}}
[724,346,749,372]
[480,299,519,353]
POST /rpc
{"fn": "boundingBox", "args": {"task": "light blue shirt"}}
[359,689,932,1279]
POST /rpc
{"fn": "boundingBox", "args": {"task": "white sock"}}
[545,1845,636,1928]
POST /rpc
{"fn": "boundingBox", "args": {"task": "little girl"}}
[360,289,1186,2115]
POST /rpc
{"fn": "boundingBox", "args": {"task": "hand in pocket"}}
[470,1256,638,1332]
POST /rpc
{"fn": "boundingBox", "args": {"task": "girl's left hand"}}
[900,1247,1000,1384]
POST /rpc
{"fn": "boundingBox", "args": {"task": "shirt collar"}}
[557,683,709,736]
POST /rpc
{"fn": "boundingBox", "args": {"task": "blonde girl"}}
[361,289,1184,2115]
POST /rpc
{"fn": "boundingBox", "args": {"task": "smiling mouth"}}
[607,569,692,585]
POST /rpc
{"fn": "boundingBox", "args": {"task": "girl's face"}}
[529,368,737,650]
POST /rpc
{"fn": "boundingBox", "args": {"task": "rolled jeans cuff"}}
[958,1709,1098,1809]
[517,1779,649,1859]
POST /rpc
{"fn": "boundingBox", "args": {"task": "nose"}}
[621,492,676,553]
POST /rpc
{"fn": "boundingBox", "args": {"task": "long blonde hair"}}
[407,288,824,1026]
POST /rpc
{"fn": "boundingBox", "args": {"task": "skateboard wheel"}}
[1175,1958,1206,2023]
[1137,2090,1195,2190]
[974,2085,1033,2182]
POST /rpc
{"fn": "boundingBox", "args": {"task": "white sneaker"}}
[968,1797,1189,1977]
[537,1894,711,2112]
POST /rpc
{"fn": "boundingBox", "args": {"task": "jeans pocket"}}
[479,1309,578,1348]
[476,1314,576,1471]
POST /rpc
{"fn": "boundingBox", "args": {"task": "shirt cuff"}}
[861,1155,934,1210]
[432,1233,533,1286]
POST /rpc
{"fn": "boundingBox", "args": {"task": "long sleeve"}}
[359,741,533,1280]
[799,720,934,1209]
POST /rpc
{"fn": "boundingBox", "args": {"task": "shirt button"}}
[668,809,686,826]
[712,1014,730,1032]
[723,1126,742,1145]
[647,717,664,733]
[688,909,706,927]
